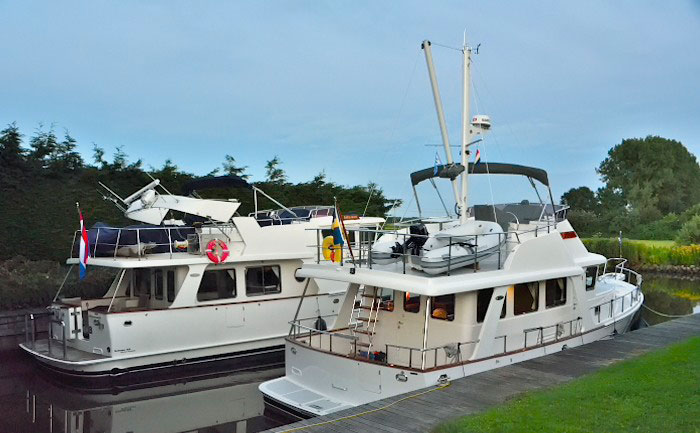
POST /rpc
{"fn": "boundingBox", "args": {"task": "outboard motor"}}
[405,224,429,256]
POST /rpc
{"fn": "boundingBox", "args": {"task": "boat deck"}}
[263,314,700,432]
[22,339,109,362]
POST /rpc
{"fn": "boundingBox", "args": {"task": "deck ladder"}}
[349,285,382,356]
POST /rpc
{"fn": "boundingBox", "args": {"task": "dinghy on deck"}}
[412,220,505,274]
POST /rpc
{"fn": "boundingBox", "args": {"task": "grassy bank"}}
[583,238,700,267]
[434,336,700,433]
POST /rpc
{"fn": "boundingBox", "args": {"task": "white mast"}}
[460,33,471,224]
[422,40,462,210]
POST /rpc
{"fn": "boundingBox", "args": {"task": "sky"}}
[1,1,699,217]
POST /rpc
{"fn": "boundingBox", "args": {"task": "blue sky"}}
[1,1,699,216]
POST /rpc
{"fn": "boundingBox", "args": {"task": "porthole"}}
[294,268,306,283]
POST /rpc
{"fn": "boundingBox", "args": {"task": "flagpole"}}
[334,197,356,267]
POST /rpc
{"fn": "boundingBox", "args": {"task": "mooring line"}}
[642,304,696,318]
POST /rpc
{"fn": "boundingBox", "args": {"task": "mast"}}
[460,35,471,224]
[421,40,461,210]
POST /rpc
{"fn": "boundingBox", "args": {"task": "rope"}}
[642,304,696,319]
[277,382,452,432]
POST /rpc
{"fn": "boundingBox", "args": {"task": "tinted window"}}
[477,288,506,323]
[514,282,539,315]
[246,266,281,296]
[585,266,598,291]
[154,270,164,300]
[545,278,567,308]
[167,270,176,302]
[197,269,236,301]
[403,292,420,313]
[431,294,455,321]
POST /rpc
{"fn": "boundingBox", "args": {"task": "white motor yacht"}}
[259,39,644,418]
[20,175,383,380]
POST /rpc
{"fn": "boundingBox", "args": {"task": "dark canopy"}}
[182,175,251,195]
[410,162,549,187]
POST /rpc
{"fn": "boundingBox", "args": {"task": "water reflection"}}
[0,352,293,433]
[642,275,700,325]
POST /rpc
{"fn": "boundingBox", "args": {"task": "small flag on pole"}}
[471,149,481,173]
[433,152,442,176]
[77,203,89,280]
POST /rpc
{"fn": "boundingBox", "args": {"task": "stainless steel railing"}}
[70,225,207,260]
[308,220,564,275]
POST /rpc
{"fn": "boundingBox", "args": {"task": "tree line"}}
[560,136,700,244]
[0,122,398,262]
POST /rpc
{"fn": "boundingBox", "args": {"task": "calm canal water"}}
[0,275,697,433]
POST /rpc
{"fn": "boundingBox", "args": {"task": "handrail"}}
[307,220,562,273]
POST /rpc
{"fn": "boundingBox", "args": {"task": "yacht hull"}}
[260,295,642,418]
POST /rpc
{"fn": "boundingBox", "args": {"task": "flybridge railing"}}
[249,206,334,227]
[69,225,221,260]
[308,219,564,275]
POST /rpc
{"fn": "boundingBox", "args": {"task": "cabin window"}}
[197,269,237,301]
[167,270,176,302]
[246,265,282,296]
[133,269,151,298]
[431,294,455,321]
[545,278,567,308]
[514,282,539,315]
[476,288,507,323]
[154,270,164,300]
[585,266,598,291]
[403,292,420,313]
[377,288,394,311]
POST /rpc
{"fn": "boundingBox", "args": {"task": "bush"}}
[0,257,116,310]
[676,215,700,246]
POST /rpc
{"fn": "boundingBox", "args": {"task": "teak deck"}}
[264,314,700,433]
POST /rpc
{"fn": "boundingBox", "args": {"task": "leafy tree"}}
[597,136,700,215]
[265,155,287,184]
[0,122,25,168]
[222,154,249,179]
[561,186,598,213]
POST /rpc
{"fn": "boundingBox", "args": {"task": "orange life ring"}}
[206,239,229,264]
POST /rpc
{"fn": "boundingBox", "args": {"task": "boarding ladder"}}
[349,285,382,356]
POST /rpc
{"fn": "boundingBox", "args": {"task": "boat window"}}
[514,282,539,315]
[545,278,567,308]
[378,288,394,311]
[133,269,151,298]
[154,269,164,300]
[167,270,176,302]
[585,266,598,291]
[403,292,420,313]
[476,288,507,323]
[197,269,237,301]
[431,294,455,321]
[246,266,282,296]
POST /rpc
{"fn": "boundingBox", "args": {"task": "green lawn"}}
[434,337,700,433]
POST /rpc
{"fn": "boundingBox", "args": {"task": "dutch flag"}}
[78,205,89,280]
